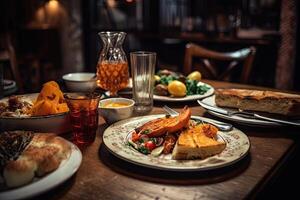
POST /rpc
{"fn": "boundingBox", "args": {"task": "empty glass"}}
[130,51,156,114]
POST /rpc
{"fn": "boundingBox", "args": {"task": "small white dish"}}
[98,98,134,124]
[62,72,97,92]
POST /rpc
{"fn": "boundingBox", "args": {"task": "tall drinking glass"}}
[130,51,156,114]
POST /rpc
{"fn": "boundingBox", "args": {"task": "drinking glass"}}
[64,93,100,146]
[130,51,156,114]
[96,31,129,96]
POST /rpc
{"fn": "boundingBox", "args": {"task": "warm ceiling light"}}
[126,0,134,2]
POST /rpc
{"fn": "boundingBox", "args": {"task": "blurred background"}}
[0,0,299,93]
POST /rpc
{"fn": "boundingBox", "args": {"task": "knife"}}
[197,100,300,127]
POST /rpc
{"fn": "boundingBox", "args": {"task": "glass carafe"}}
[96,31,129,96]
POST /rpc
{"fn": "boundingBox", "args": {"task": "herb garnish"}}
[141,129,151,134]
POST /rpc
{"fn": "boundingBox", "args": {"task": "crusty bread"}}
[215,89,300,116]
[172,124,226,160]
[3,133,71,188]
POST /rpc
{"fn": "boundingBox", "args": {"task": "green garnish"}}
[150,138,156,143]
[186,79,210,95]
[138,146,150,154]
[141,129,151,134]
[159,75,177,85]
[138,138,144,143]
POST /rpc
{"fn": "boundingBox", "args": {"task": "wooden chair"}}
[0,33,23,93]
[183,43,256,84]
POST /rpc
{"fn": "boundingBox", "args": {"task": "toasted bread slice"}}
[172,124,226,160]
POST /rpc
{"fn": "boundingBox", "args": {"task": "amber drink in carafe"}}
[96,32,129,96]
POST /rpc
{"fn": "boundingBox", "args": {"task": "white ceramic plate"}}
[0,94,71,133]
[201,95,282,127]
[153,82,214,102]
[0,140,82,200]
[103,115,250,171]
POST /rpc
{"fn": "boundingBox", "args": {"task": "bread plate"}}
[102,114,250,171]
[0,94,71,134]
[0,140,82,200]
[201,95,286,127]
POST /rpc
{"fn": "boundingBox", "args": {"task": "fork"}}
[163,105,233,131]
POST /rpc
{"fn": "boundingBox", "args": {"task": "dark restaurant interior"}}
[1,0,299,93]
[1,0,300,199]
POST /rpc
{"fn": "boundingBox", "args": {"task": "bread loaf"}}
[1,132,71,188]
[215,89,300,116]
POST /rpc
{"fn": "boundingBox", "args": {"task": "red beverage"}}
[69,108,99,145]
[96,61,129,96]
[64,93,100,146]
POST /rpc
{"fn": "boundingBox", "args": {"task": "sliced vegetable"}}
[152,137,164,146]
[127,139,138,149]
[139,134,149,143]
[150,146,164,157]
[131,131,140,142]
[144,141,156,151]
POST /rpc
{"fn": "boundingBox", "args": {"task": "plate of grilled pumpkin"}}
[103,107,250,171]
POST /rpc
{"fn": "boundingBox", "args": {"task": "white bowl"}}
[98,98,135,124]
[0,94,71,134]
[63,73,97,92]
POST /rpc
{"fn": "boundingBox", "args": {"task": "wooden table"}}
[34,80,299,200]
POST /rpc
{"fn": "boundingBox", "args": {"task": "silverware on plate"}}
[162,105,233,131]
[197,100,300,127]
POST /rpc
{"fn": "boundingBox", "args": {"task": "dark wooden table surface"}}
[35,80,300,200]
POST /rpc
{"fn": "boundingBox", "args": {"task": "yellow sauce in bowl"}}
[103,102,130,108]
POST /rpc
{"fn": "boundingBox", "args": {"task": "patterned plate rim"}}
[102,115,250,171]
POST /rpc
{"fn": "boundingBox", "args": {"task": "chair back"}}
[183,43,256,83]
[0,33,23,93]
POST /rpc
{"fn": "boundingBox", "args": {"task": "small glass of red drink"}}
[64,93,100,146]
